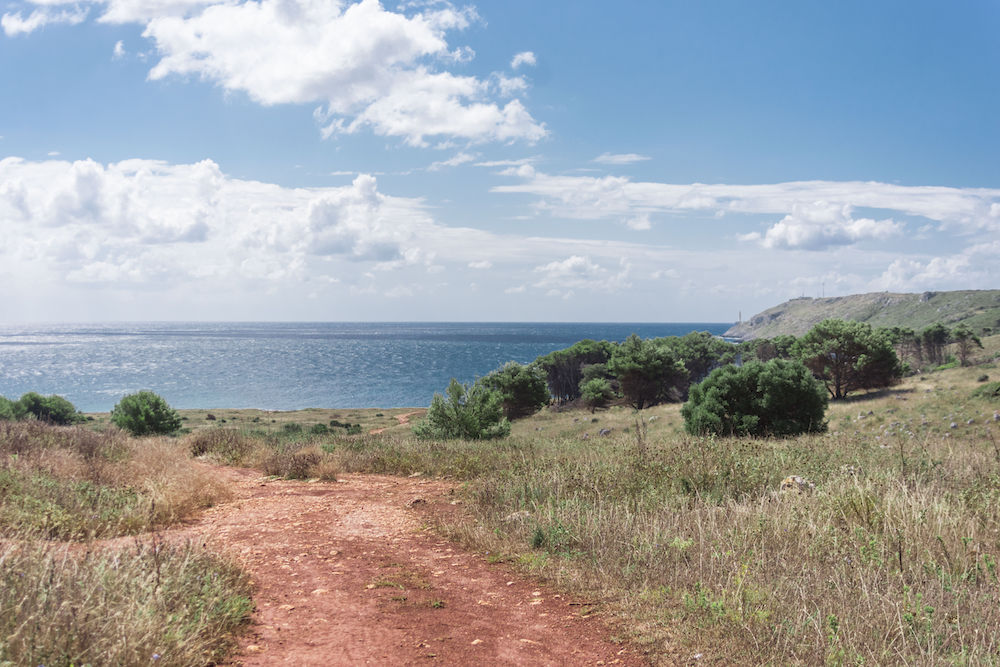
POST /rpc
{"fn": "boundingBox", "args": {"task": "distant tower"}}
[739,310,742,323]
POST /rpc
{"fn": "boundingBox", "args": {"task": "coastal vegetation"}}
[111,390,183,436]
[0,419,248,666]
[2,313,999,664]
[152,330,1000,663]
[682,358,828,437]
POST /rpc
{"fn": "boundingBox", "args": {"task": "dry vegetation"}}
[0,421,248,665]
[4,337,999,665]
[177,335,1000,664]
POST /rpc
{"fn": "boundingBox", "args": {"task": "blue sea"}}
[0,322,732,412]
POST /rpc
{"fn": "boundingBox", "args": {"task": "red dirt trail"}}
[172,468,648,666]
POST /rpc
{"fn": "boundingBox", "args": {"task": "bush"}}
[580,378,615,413]
[682,359,828,437]
[0,396,14,421]
[412,378,510,440]
[110,391,182,436]
[480,361,550,419]
[13,392,83,425]
[971,381,1000,401]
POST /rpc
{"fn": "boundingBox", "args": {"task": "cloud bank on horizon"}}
[1,0,998,322]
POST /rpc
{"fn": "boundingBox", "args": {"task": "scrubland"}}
[3,336,999,665]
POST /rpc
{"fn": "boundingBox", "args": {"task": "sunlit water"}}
[0,322,732,412]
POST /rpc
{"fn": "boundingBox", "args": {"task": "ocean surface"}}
[0,322,732,412]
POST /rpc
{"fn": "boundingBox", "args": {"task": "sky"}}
[1,0,998,323]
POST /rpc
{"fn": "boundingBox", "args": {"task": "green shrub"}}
[110,391,182,436]
[971,381,1000,401]
[480,361,550,419]
[412,378,510,440]
[309,423,330,435]
[682,359,828,437]
[0,396,14,421]
[13,392,83,425]
[580,377,615,412]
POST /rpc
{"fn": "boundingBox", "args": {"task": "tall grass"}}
[262,360,1000,664]
[0,533,251,666]
[0,421,229,539]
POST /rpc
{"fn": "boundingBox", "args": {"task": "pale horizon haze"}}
[1,1,998,323]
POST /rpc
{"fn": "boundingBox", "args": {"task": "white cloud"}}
[1,6,87,36]
[532,255,631,296]
[474,157,536,167]
[510,51,536,69]
[468,260,492,269]
[132,0,545,145]
[493,171,1000,249]
[428,151,478,171]
[871,241,1000,292]
[592,152,651,165]
[112,39,125,59]
[748,201,902,250]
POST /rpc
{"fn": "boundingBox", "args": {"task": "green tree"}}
[682,359,827,437]
[658,331,737,398]
[536,339,614,403]
[606,334,687,409]
[480,362,550,419]
[110,391,183,436]
[951,324,983,366]
[920,323,950,367]
[792,319,901,399]
[412,378,510,440]
[14,392,83,425]
[580,377,615,413]
[738,334,798,363]
[0,396,15,421]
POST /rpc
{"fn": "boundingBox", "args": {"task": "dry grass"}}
[0,533,251,666]
[0,421,230,539]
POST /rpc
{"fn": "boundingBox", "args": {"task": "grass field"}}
[4,335,1000,664]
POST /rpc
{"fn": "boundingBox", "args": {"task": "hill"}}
[725,289,1000,339]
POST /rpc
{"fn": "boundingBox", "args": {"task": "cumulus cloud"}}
[510,51,536,69]
[871,241,1000,292]
[0,156,444,286]
[5,0,545,145]
[592,152,651,165]
[740,201,902,250]
[138,0,545,145]
[532,255,631,296]
[493,171,1000,249]
[1,6,87,36]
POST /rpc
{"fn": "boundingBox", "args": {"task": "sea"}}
[0,322,733,413]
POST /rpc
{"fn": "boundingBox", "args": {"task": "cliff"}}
[725,289,1000,339]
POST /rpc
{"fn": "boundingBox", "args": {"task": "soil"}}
[170,468,648,666]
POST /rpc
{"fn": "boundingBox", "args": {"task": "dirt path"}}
[171,468,645,665]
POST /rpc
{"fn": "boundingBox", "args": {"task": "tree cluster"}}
[0,392,83,425]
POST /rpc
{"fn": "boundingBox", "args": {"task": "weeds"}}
[0,532,251,666]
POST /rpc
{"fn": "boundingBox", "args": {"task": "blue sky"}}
[1,0,998,323]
